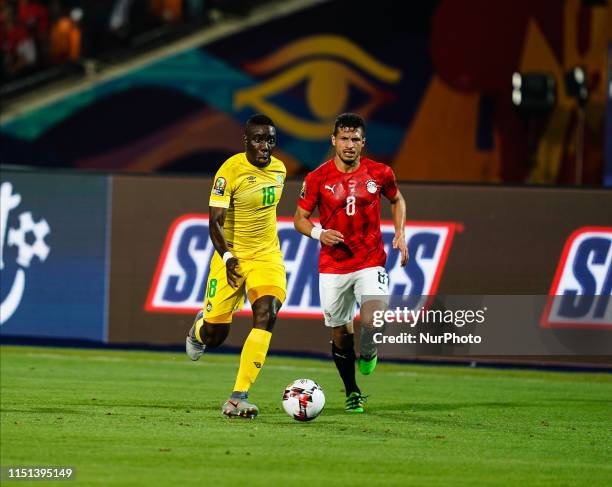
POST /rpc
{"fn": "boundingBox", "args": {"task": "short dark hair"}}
[246,113,275,130]
[333,113,365,135]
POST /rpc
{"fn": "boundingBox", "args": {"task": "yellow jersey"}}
[209,153,286,260]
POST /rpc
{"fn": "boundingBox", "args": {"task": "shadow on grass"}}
[399,401,529,412]
[63,402,211,411]
[235,402,534,425]
[544,398,612,404]
[361,401,533,422]
[1,407,85,415]
[1,402,212,415]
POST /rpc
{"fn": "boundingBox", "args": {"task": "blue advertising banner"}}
[0,171,110,341]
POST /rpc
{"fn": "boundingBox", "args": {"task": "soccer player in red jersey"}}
[294,113,408,413]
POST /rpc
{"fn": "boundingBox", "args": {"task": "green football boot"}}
[345,392,366,413]
[358,353,377,375]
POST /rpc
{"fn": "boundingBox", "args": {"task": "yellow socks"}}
[233,328,272,392]
[194,312,205,343]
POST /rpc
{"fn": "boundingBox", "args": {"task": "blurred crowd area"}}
[1,0,255,83]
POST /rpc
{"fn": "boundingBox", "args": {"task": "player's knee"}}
[360,300,386,327]
[252,297,281,331]
[253,308,277,331]
[331,325,354,349]
[202,322,229,348]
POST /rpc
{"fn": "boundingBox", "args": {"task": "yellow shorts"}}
[202,252,286,324]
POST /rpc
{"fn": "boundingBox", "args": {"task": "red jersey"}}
[298,157,399,274]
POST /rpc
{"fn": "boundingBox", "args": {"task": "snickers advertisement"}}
[108,175,611,358]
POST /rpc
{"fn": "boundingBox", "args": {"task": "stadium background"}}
[1,0,610,364]
[1,2,611,486]
[1,170,611,362]
[2,0,610,185]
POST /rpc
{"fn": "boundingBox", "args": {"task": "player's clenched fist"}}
[320,229,344,246]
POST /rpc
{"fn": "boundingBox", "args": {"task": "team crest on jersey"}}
[366,180,378,194]
[212,177,227,196]
[300,182,306,198]
[247,176,257,183]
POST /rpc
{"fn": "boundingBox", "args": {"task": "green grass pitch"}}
[1,345,611,486]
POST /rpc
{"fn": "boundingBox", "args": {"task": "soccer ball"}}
[281,379,325,422]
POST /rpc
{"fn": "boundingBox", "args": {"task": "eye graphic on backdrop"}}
[234,35,402,140]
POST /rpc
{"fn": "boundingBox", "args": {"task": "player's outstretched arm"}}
[388,190,408,266]
[293,206,315,237]
[294,206,344,246]
[209,206,242,288]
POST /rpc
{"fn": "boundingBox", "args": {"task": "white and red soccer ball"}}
[281,379,325,421]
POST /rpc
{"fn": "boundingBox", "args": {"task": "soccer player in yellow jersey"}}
[185,114,286,419]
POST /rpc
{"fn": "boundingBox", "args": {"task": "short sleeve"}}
[209,163,233,208]
[297,171,319,213]
[381,165,399,200]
